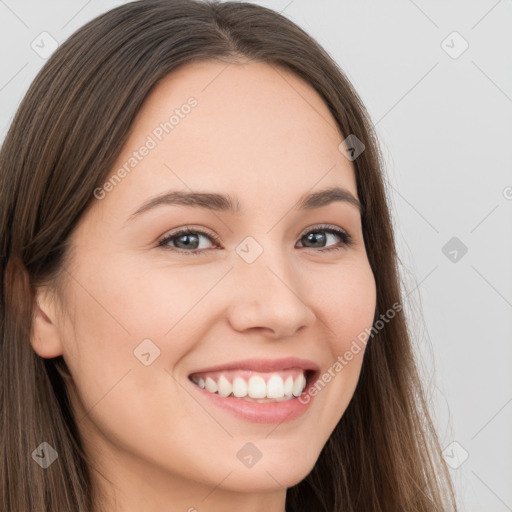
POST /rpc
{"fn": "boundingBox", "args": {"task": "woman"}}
[0,0,457,510]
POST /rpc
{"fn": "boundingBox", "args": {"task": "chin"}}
[215,453,318,493]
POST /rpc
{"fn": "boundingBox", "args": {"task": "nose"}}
[226,248,316,339]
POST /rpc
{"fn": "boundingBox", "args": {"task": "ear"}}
[30,289,64,359]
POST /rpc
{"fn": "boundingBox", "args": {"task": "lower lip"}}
[188,374,318,424]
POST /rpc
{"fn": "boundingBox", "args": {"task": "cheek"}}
[58,257,220,414]
[64,255,210,347]
[105,257,228,338]
[302,261,376,422]
[57,264,199,470]
[310,260,377,355]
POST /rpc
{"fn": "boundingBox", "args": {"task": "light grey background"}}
[1,1,511,510]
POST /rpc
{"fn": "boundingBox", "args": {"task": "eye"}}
[158,226,220,256]
[296,224,353,252]
[157,224,353,256]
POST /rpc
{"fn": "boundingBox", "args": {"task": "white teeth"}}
[217,375,232,397]
[284,376,294,396]
[232,377,248,397]
[205,377,218,393]
[192,371,309,400]
[266,375,285,399]
[292,373,306,397]
[275,394,295,401]
[247,375,267,398]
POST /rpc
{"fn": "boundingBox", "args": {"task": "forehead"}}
[99,59,357,218]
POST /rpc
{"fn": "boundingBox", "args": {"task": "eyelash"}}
[157,224,353,256]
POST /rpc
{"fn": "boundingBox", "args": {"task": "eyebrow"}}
[126,185,362,223]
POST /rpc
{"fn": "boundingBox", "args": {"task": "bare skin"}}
[31,59,377,512]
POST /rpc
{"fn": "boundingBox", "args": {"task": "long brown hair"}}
[0,1,457,510]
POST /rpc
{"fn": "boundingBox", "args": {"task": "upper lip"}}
[188,357,320,375]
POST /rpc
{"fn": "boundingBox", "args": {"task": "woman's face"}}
[33,60,376,509]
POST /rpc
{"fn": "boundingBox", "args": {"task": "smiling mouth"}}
[188,368,316,403]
